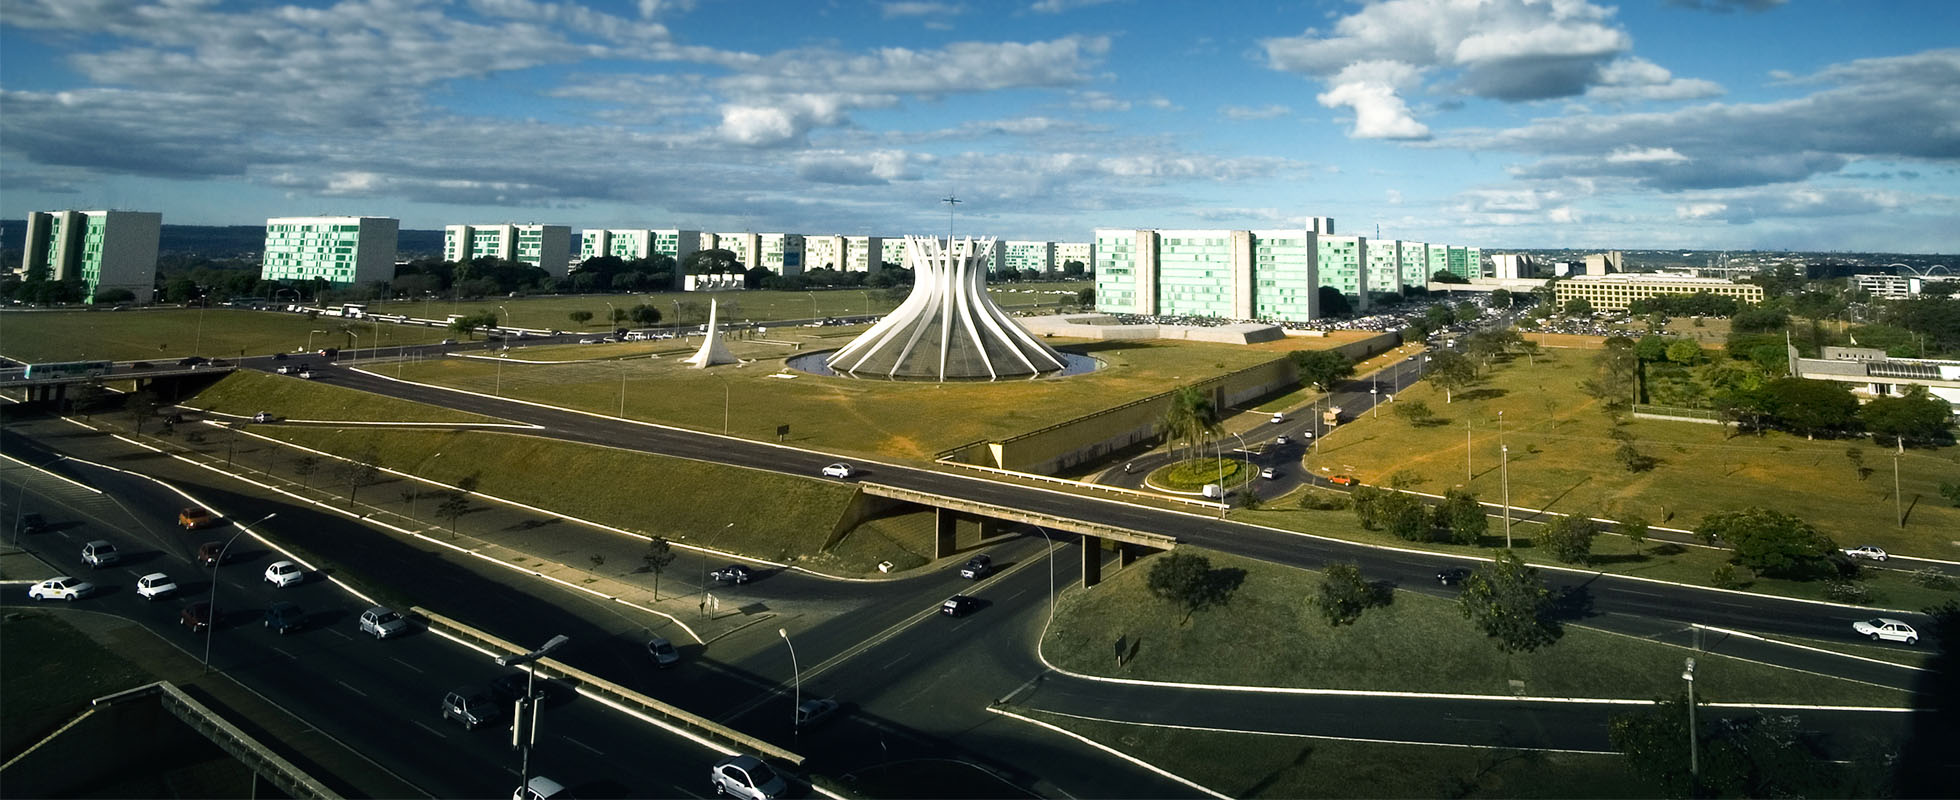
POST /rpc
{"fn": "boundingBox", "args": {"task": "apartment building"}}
[20,209,162,303]
[1092,228,1320,322]
[805,235,845,271]
[845,235,884,273]
[1398,242,1430,289]
[1554,274,1764,310]
[1054,241,1095,273]
[262,216,398,286]
[1366,239,1403,297]
[1002,240,1055,274]
[1318,235,1370,312]
[445,224,570,276]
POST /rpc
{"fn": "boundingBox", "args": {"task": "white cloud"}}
[881,2,966,17]
[1676,202,1727,219]
[1315,61,1430,139]
[1665,0,1786,13]
[1221,104,1291,120]
[1588,57,1723,103]
[1605,147,1690,164]
[1069,91,1131,112]
[1029,0,1120,13]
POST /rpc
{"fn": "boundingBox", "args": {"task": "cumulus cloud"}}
[794,150,931,185]
[1588,57,1723,103]
[1261,0,1703,138]
[882,1,965,17]
[1665,0,1786,12]
[1446,48,1960,190]
[1672,187,1904,224]
[1069,91,1131,112]
[1029,0,1120,13]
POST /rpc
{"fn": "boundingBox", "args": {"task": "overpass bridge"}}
[853,483,1177,586]
[0,365,236,408]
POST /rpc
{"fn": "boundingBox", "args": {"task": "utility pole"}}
[1894,439,1904,528]
[941,194,961,242]
[1465,419,1472,483]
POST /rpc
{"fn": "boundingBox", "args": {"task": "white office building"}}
[1094,228,1321,322]
[1054,241,1095,273]
[1002,241,1055,274]
[262,216,398,286]
[845,235,884,273]
[805,235,846,272]
[446,224,570,276]
[1366,238,1403,298]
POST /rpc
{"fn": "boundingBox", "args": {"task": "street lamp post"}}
[496,634,569,795]
[777,628,800,732]
[1501,444,1512,548]
[205,512,278,672]
[1371,385,1379,418]
[1683,657,1699,785]
[306,330,328,352]
[1031,526,1057,629]
[193,292,209,356]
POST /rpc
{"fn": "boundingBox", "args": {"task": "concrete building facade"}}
[1366,238,1403,297]
[262,216,398,286]
[1054,241,1095,273]
[1554,274,1765,310]
[1790,346,1960,417]
[1398,242,1430,289]
[1002,240,1055,274]
[1318,235,1370,312]
[805,235,845,272]
[845,235,884,273]
[758,233,805,276]
[1093,228,1321,322]
[20,210,161,303]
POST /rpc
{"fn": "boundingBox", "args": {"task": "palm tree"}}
[1161,385,1221,461]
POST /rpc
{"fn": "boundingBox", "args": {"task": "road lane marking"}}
[335,680,369,697]
[562,736,605,755]
[410,720,448,738]
[986,707,1229,799]
[324,627,354,641]
[390,656,425,674]
[272,645,297,660]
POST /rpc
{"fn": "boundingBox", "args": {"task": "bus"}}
[23,360,114,379]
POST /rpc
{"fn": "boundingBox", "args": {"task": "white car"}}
[264,560,304,587]
[1852,618,1919,645]
[578,338,600,344]
[711,754,787,800]
[359,606,409,639]
[251,411,274,423]
[1270,412,1285,424]
[275,365,293,374]
[1275,435,1290,446]
[1843,545,1889,562]
[1260,467,1278,479]
[136,572,179,601]
[821,463,854,479]
[29,576,96,601]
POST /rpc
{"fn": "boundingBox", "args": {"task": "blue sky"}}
[3,0,1955,252]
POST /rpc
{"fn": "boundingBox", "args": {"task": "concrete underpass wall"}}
[821,487,917,551]
[944,355,1299,475]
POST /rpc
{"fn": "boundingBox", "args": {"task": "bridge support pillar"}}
[1119,543,1143,568]
[1081,534,1103,587]
[934,508,958,559]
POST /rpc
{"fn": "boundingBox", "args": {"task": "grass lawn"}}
[251,427,861,564]
[0,612,155,759]
[1304,347,1960,560]
[1017,709,1649,798]
[392,335,1290,461]
[362,282,1091,329]
[1043,547,1910,706]
[184,371,505,423]
[0,308,457,363]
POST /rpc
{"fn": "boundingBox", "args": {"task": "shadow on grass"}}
[1060,341,1167,355]
[1455,388,1509,402]
[1589,552,1653,566]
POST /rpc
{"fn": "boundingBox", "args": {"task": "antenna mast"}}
[941,193,961,243]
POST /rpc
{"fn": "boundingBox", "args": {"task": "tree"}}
[1762,377,1858,439]
[448,312,498,340]
[1062,259,1086,277]
[124,390,160,434]
[1312,563,1376,626]
[568,310,594,325]
[1437,489,1488,545]
[1563,297,1594,316]
[1665,340,1704,366]
[1349,484,1389,529]
[1581,337,1639,411]
[1317,286,1352,316]
[1289,349,1355,391]
[1615,442,1655,473]
[1145,552,1237,624]
[643,536,677,599]
[336,448,382,506]
[681,248,741,273]
[629,304,663,326]
[436,492,472,535]
[70,380,107,419]
[1077,287,1095,307]
[1695,507,1840,580]
[1384,494,1430,542]
[1425,350,1478,403]
[1858,385,1953,445]
[293,455,321,489]
[1393,399,1439,427]
[1489,288,1513,309]
[1512,338,1543,366]
[1541,513,1599,564]
[1159,385,1220,461]
[1608,694,1701,799]
[1620,512,1650,555]
[1458,550,1562,653]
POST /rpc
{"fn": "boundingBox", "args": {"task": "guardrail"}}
[413,607,805,767]
[92,682,337,799]
[931,458,1222,511]
[860,482,1182,550]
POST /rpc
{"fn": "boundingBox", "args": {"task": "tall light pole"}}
[1031,526,1057,630]
[617,359,627,417]
[1893,439,1904,528]
[496,634,569,795]
[306,329,327,352]
[1501,444,1512,548]
[604,301,617,332]
[1682,657,1699,786]
[777,628,800,732]
[192,292,209,356]
[1465,418,1473,483]
[206,512,277,672]
[499,304,513,333]
[1371,385,1379,418]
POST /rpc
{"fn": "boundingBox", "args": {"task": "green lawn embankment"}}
[185,371,503,423]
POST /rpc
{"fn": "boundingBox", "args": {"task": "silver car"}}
[711,754,786,800]
[359,606,409,639]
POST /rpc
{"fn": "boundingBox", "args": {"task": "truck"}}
[1322,406,1344,428]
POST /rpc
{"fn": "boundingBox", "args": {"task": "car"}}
[177,356,207,367]
[578,338,600,344]
[264,560,304,587]
[275,365,293,374]
[20,512,47,534]
[1260,467,1278,480]
[1271,412,1285,424]
[28,576,95,602]
[317,347,338,357]
[647,636,680,668]
[1328,474,1357,486]
[941,595,979,617]
[1275,435,1290,446]
[514,776,567,800]
[181,601,214,633]
[81,539,120,569]
[440,338,458,345]
[711,754,787,800]
[821,462,854,479]
[442,688,502,730]
[1844,545,1889,562]
[273,352,289,361]
[264,601,305,634]
[794,697,840,728]
[179,507,215,530]
[1436,567,1473,586]
[960,555,993,580]
[297,369,313,379]
[252,411,274,423]
[136,572,179,600]
[359,606,409,639]
[711,564,754,584]
[197,541,226,566]
[1300,430,1315,439]
[1852,618,1919,645]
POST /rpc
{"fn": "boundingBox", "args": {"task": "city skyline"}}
[2,0,1955,253]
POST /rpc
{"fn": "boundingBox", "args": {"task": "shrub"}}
[1824,580,1873,605]
[1910,568,1957,591]
[1711,564,1743,589]
[1298,490,1350,511]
